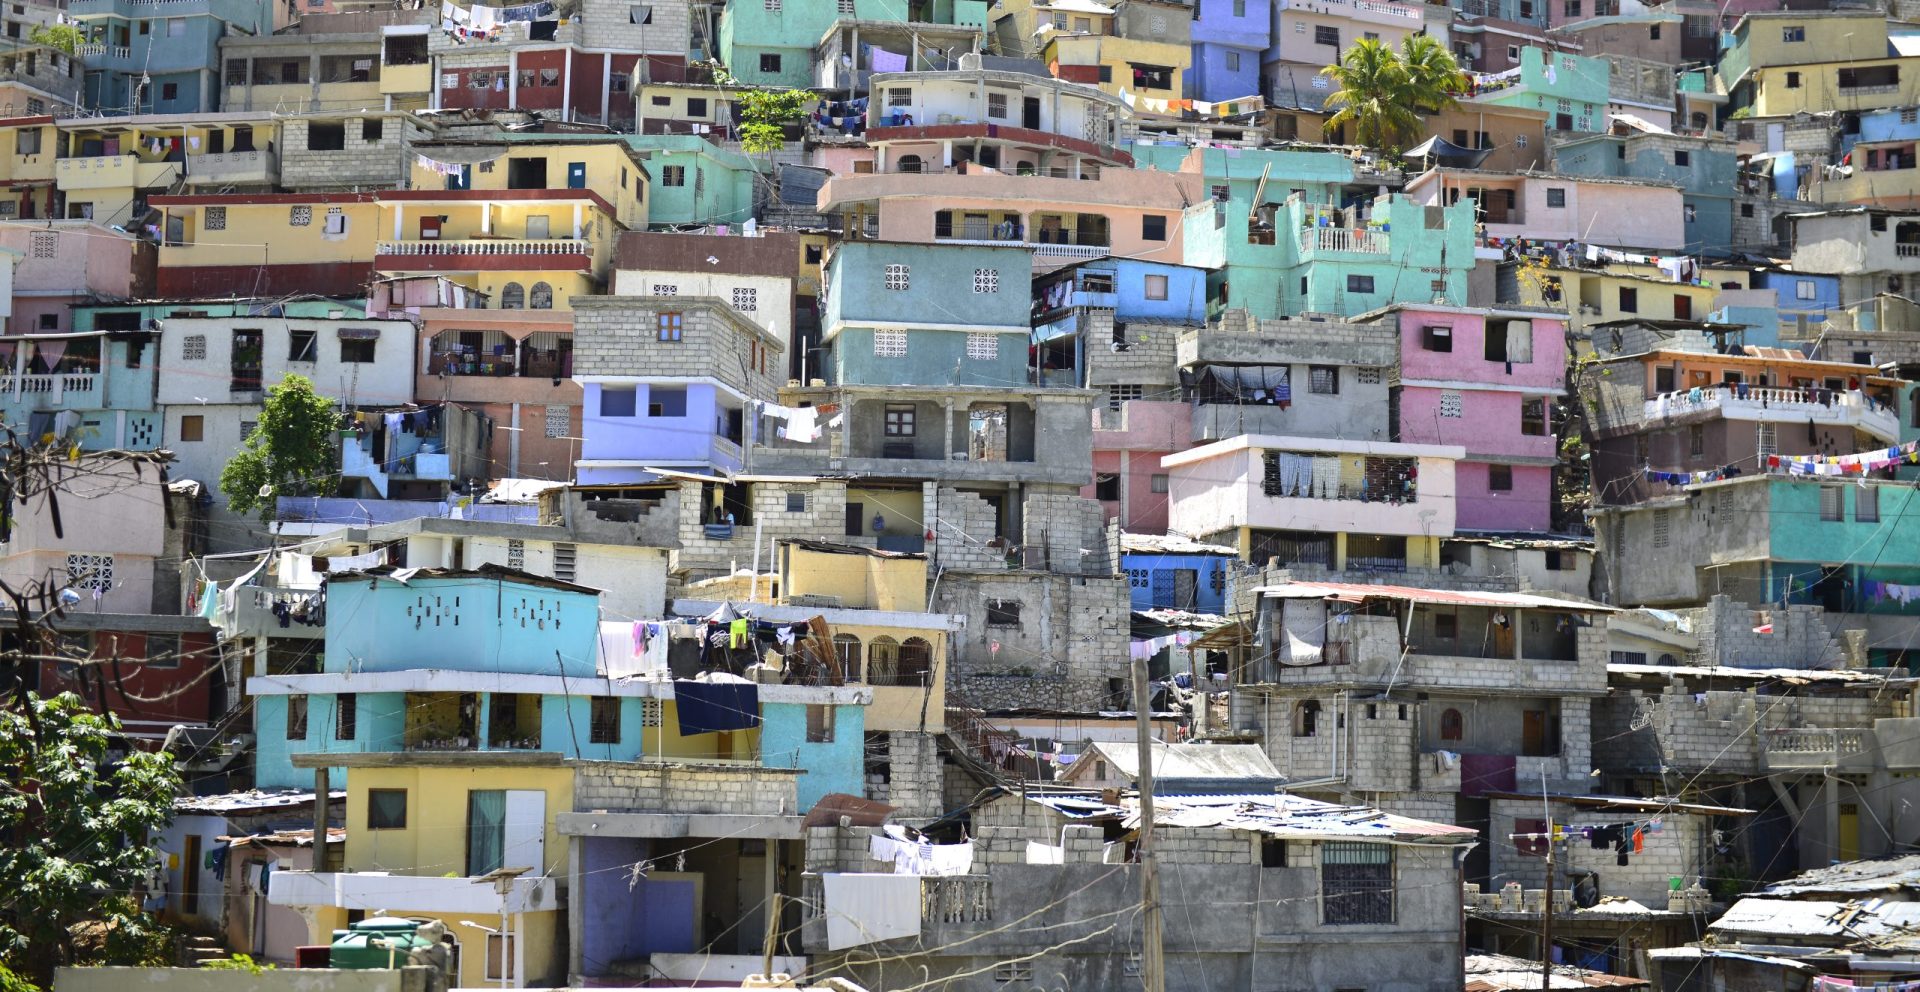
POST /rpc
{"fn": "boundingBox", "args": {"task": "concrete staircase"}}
[180,934,229,968]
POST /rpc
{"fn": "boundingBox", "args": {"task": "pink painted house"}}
[1368,303,1568,534]
[0,221,152,334]
[1087,398,1191,534]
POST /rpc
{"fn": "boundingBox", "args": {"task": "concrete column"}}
[1117,450,1131,528]
[942,397,954,458]
[311,766,330,872]
[482,201,492,235]
[508,49,518,107]
[566,831,583,981]
[1512,609,1526,661]
[600,54,611,125]
[1826,775,1842,865]
[571,202,582,240]
[430,55,442,110]
[392,202,404,240]
[509,402,522,474]
[562,48,573,122]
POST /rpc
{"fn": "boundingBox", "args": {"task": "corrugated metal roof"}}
[1120,532,1238,556]
[1252,581,1614,613]
[1765,855,1920,897]
[1465,953,1650,989]
[1609,662,1886,684]
[174,789,343,815]
[1711,898,1920,940]
[1073,742,1281,784]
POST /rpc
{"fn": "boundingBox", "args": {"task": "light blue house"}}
[1466,46,1610,134]
[1189,0,1269,103]
[625,135,763,228]
[1841,108,1920,159]
[0,327,161,452]
[1032,258,1211,387]
[1550,131,1739,258]
[69,0,280,112]
[821,241,1033,387]
[1748,268,1843,346]
[250,568,870,799]
[1120,534,1237,613]
[717,0,988,88]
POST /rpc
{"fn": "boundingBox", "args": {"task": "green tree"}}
[219,373,342,521]
[27,24,82,57]
[735,88,811,156]
[0,693,181,983]
[1320,35,1466,153]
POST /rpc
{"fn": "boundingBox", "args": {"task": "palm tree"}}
[1319,35,1467,153]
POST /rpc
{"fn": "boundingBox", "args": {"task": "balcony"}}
[269,868,559,914]
[1641,384,1899,443]
[55,156,181,191]
[376,239,592,273]
[801,874,992,947]
[939,237,1110,261]
[1763,727,1877,772]
[1,372,97,402]
[73,43,131,59]
[1299,227,1390,255]
[185,149,276,187]
[379,62,432,96]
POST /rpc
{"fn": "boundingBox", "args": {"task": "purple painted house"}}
[1366,304,1568,534]
[1189,0,1269,102]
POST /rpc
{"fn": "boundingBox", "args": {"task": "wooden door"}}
[1522,710,1546,757]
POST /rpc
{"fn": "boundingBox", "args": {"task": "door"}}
[566,161,586,188]
[1674,294,1692,320]
[1839,802,1862,861]
[524,215,550,240]
[181,834,202,916]
[845,502,864,537]
[419,216,441,240]
[501,789,546,872]
[1522,710,1547,757]
[1022,96,1041,129]
[1173,569,1198,609]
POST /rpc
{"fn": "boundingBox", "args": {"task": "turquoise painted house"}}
[627,135,762,228]
[249,567,870,804]
[0,320,160,453]
[718,0,988,88]
[70,0,281,112]
[1467,46,1611,134]
[822,240,1033,387]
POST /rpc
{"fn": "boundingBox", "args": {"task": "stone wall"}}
[931,486,1002,572]
[1085,311,1183,388]
[571,297,783,401]
[937,570,1130,691]
[571,759,801,815]
[1691,595,1847,669]
[871,730,942,820]
[280,115,424,190]
[1020,487,1109,575]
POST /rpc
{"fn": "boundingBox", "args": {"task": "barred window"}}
[652,283,678,295]
[1108,384,1144,410]
[973,268,999,293]
[203,206,226,231]
[545,404,570,438]
[1321,842,1394,925]
[589,696,620,744]
[873,329,907,357]
[1309,365,1339,394]
[966,333,998,360]
[640,698,662,727]
[65,553,112,591]
[29,231,54,258]
[506,539,525,569]
[290,205,311,226]
[731,286,757,312]
[1438,391,1463,418]
[884,264,910,290]
[182,335,207,360]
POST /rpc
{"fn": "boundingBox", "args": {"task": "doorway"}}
[181,834,202,916]
[1022,96,1041,129]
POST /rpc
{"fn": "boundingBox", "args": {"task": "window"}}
[1651,509,1670,548]
[11,126,35,160]
[1309,365,1339,394]
[974,268,999,293]
[1649,22,1660,38]
[759,53,781,74]
[600,387,637,417]
[1618,287,1638,313]
[1293,700,1320,737]
[874,329,907,357]
[336,693,358,740]
[1488,464,1513,491]
[307,122,345,151]
[648,388,686,417]
[290,205,312,227]
[1673,150,1690,167]
[1440,707,1463,740]
[653,312,683,342]
[1151,474,1170,493]
[1315,24,1339,46]
[1785,71,1801,89]
[1689,424,1705,457]
[160,82,177,101]
[659,165,689,187]
[1545,188,1566,208]
[1756,423,1777,458]
[1145,274,1169,300]
[806,704,835,743]
[366,788,407,829]
[178,415,204,442]
[884,263,910,290]
[1820,486,1845,522]
[1797,279,1818,301]
[363,118,383,142]
[1422,325,1452,352]
[589,696,620,743]
[731,287,757,312]
[182,334,207,361]
[286,696,308,739]
[1346,274,1374,294]
[1322,842,1394,925]
[340,339,375,363]
[1142,215,1167,241]
[1439,392,1463,418]
[987,93,1007,118]
[884,404,916,436]
[966,333,998,360]
[786,492,808,513]
[1225,51,1241,72]
[203,206,226,231]
[1741,203,1754,218]
[278,329,317,364]
[986,600,1021,627]
[1856,486,1882,523]
[1522,397,1548,436]
[1782,25,1804,41]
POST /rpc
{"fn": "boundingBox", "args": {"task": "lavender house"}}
[1364,303,1569,534]
[1189,0,1269,102]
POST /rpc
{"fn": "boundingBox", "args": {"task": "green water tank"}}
[328,917,436,970]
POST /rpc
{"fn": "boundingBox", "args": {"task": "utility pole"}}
[1132,656,1165,992]
[1539,769,1555,992]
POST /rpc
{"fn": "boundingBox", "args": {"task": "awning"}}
[1403,135,1494,170]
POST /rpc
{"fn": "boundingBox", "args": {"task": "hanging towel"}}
[869,47,907,73]
[821,873,920,949]
[673,679,759,734]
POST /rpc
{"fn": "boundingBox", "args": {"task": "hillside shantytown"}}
[1,0,1919,990]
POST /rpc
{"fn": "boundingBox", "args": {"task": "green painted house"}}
[718,0,989,88]
[1467,46,1611,134]
[625,135,763,228]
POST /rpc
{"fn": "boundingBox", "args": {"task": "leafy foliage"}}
[0,693,181,982]
[736,88,811,156]
[1320,35,1467,153]
[27,24,82,57]
[219,374,342,521]
[203,954,275,973]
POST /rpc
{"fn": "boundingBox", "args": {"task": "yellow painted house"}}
[150,192,380,298]
[1507,262,1722,349]
[378,138,651,308]
[55,113,277,227]
[0,115,59,220]
[271,752,574,989]
[1043,32,1187,102]
[1721,11,1920,117]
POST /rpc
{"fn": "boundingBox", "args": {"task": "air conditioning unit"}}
[959,52,982,71]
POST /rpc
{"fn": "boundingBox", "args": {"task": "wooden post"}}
[311,766,330,872]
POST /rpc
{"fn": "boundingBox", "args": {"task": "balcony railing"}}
[923,876,993,924]
[1764,727,1875,770]
[74,43,132,58]
[938,237,1111,260]
[4,372,98,401]
[1643,384,1899,440]
[377,239,590,257]
[1300,227,1390,254]
[1898,243,1920,257]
